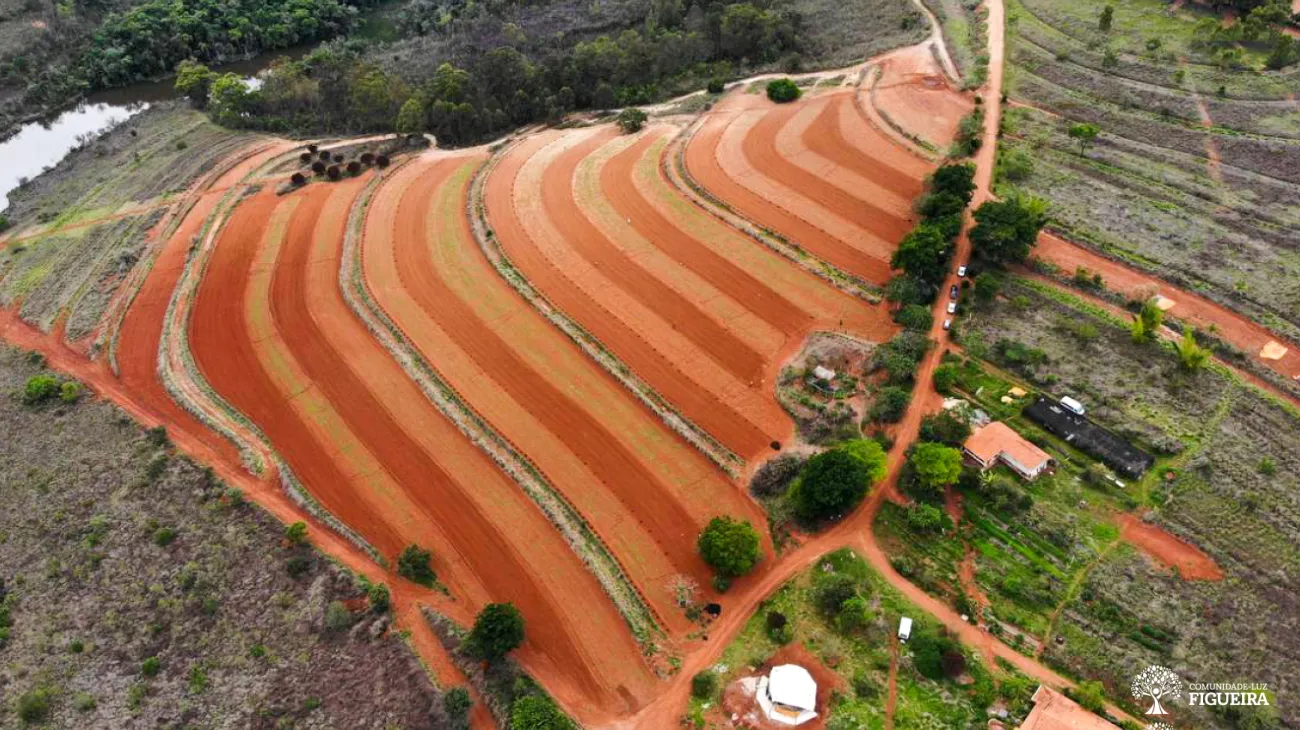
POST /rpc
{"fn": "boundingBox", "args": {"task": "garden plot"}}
[958,280,1299,726]
[695,548,1014,729]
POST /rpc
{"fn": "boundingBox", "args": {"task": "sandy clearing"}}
[545,127,766,383]
[686,101,893,284]
[771,95,916,227]
[577,132,786,357]
[255,178,653,715]
[486,130,775,457]
[1032,233,1300,381]
[633,134,894,340]
[1116,514,1224,581]
[871,44,972,149]
[361,154,745,633]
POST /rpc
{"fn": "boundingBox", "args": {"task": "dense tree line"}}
[886,163,975,306]
[82,0,367,88]
[187,0,804,143]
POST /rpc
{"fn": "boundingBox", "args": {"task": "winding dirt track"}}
[360,153,767,635]
[189,176,652,719]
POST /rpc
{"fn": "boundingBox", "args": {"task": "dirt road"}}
[1033,233,1300,383]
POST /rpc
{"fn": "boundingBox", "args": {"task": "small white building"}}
[898,617,913,642]
[812,365,836,381]
[756,665,818,726]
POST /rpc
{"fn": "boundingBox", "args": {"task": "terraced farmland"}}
[0,50,971,726]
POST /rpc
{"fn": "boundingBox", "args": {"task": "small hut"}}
[755,665,818,726]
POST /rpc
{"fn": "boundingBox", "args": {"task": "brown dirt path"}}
[362,153,758,631]
[486,131,773,457]
[1031,233,1300,383]
[265,180,655,717]
[1116,513,1224,580]
[686,97,896,284]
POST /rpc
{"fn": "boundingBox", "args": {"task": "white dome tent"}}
[755,664,818,726]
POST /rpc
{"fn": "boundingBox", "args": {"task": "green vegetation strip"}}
[469,139,744,477]
[155,147,386,568]
[339,159,664,653]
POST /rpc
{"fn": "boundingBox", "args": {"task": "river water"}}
[0,48,308,212]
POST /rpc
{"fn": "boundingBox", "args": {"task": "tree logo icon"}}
[1131,666,1183,715]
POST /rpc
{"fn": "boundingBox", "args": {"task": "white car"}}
[957,264,968,277]
[947,302,957,314]
[942,318,952,331]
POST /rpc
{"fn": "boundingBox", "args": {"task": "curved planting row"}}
[483,122,900,461]
[685,89,933,285]
[339,155,666,651]
[182,170,656,720]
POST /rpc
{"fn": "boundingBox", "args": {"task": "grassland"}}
[949,278,1296,727]
[998,0,1300,337]
[0,344,447,728]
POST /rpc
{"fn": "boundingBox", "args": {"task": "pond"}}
[0,45,311,212]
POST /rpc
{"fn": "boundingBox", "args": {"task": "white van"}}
[1060,396,1086,415]
[898,617,913,642]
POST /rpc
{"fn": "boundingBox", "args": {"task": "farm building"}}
[1018,685,1119,730]
[963,422,1053,481]
[1023,397,1154,478]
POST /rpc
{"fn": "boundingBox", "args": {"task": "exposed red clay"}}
[1116,513,1225,581]
[486,131,775,456]
[187,176,654,720]
[360,153,766,634]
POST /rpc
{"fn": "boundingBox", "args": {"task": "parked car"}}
[957,264,968,277]
[947,302,957,314]
[942,318,952,331]
[949,285,959,299]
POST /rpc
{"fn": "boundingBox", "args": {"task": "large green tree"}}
[792,441,886,522]
[467,602,526,662]
[969,194,1048,265]
[905,442,963,502]
[697,516,762,578]
[891,224,952,286]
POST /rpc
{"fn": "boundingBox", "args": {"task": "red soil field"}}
[359,153,763,630]
[870,44,974,150]
[685,90,933,285]
[487,122,901,461]
[1116,513,1225,581]
[487,131,775,456]
[190,176,655,718]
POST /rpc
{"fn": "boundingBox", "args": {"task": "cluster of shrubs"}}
[290,144,392,187]
[21,373,82,406]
